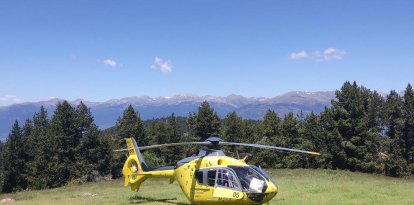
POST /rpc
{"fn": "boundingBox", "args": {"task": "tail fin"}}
[122,138,149,192]
[125,137,149,171]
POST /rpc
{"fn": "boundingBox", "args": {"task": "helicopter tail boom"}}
[122,138,174,192]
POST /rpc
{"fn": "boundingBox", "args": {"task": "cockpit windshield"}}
[229,166,267,193]
[250,165,277,185]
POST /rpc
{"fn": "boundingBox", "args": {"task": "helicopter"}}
[119,136,320,205]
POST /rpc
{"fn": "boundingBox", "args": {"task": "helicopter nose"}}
[246,182,278,203]
[262,182,278,202]
[266,182,278,193]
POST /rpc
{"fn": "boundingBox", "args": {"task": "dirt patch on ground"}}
[83,192,98,197]
[0,198,15,204]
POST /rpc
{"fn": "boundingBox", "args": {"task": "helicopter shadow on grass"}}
[129,195,189,205]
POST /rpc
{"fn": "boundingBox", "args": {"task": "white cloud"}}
[290,50,309,60]
[322,48,346,60]
[103,58,119,68]
[151,57,173,73]
[0,95,23,107]
[290,48,346,61]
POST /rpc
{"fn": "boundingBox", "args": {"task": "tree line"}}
[0,81,413,193]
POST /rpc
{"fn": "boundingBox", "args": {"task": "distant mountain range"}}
[0,91,335,139]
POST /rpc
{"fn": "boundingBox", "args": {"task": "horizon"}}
[1,87,407,107]
[1,90,335,107]
[0,83,411,107]
[2,83,412,107]
[1,1,414,105]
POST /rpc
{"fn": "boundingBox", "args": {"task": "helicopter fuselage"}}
[174,154,278,205]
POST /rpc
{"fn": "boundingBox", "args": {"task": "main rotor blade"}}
[139,141,211,150]
[114,138,320,156]
[220,142,321,156]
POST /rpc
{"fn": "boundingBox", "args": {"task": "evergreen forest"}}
[0,81,413,193]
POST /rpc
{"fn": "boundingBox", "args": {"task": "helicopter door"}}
[213,168,243,199]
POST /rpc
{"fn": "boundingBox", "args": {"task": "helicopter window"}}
[216,169,241,190]
[229,166,266,193]
[195,170,204,184]
[207,170,216,186]
[250,165,277,185]
[250,166,270,180]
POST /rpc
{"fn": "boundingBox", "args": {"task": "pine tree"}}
[26,106,50,189]
[0,140,5,191]
[261,110,282,142]
[365,90,385,173]
[20,119,33,187]
[320,107,346,169]
[222,112,243,143]
[22,119,33,139]
[186,112,199,142]
[0,141,4,169]
[47,101,78,187]
[2,121,28,192]
[297,112,322,168]
[331,81,362,171]
[281,112,299,147]
[252,110,282,168]
[116,105,146,146]
[402,84,414,173]
[281,112,301,168]
[147,114,183,165]
[384,90,407,176]
[221,112,243,154]
[241,119,260,144]
[77,124,101,179]
[95,134,113,176]
[149,118,171,165]
[75,102,100,179]
[167,114,183,163]
[331,81,382,173]
[75,102,113,178]
[190,101,220,141]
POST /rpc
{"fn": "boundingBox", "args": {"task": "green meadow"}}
[1,169,413,205]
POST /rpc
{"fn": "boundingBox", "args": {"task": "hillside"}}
[0,169,413,205]
[0,91,335,139]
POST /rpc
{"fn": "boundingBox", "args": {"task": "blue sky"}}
[1,0,414,105]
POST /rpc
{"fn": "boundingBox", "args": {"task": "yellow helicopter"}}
[119,136,320,205]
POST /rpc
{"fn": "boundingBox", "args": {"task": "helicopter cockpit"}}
[229,166,267,193]
[195,165,269,193]
[194,165,272,202]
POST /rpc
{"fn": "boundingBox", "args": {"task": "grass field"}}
[1,169,413,205]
